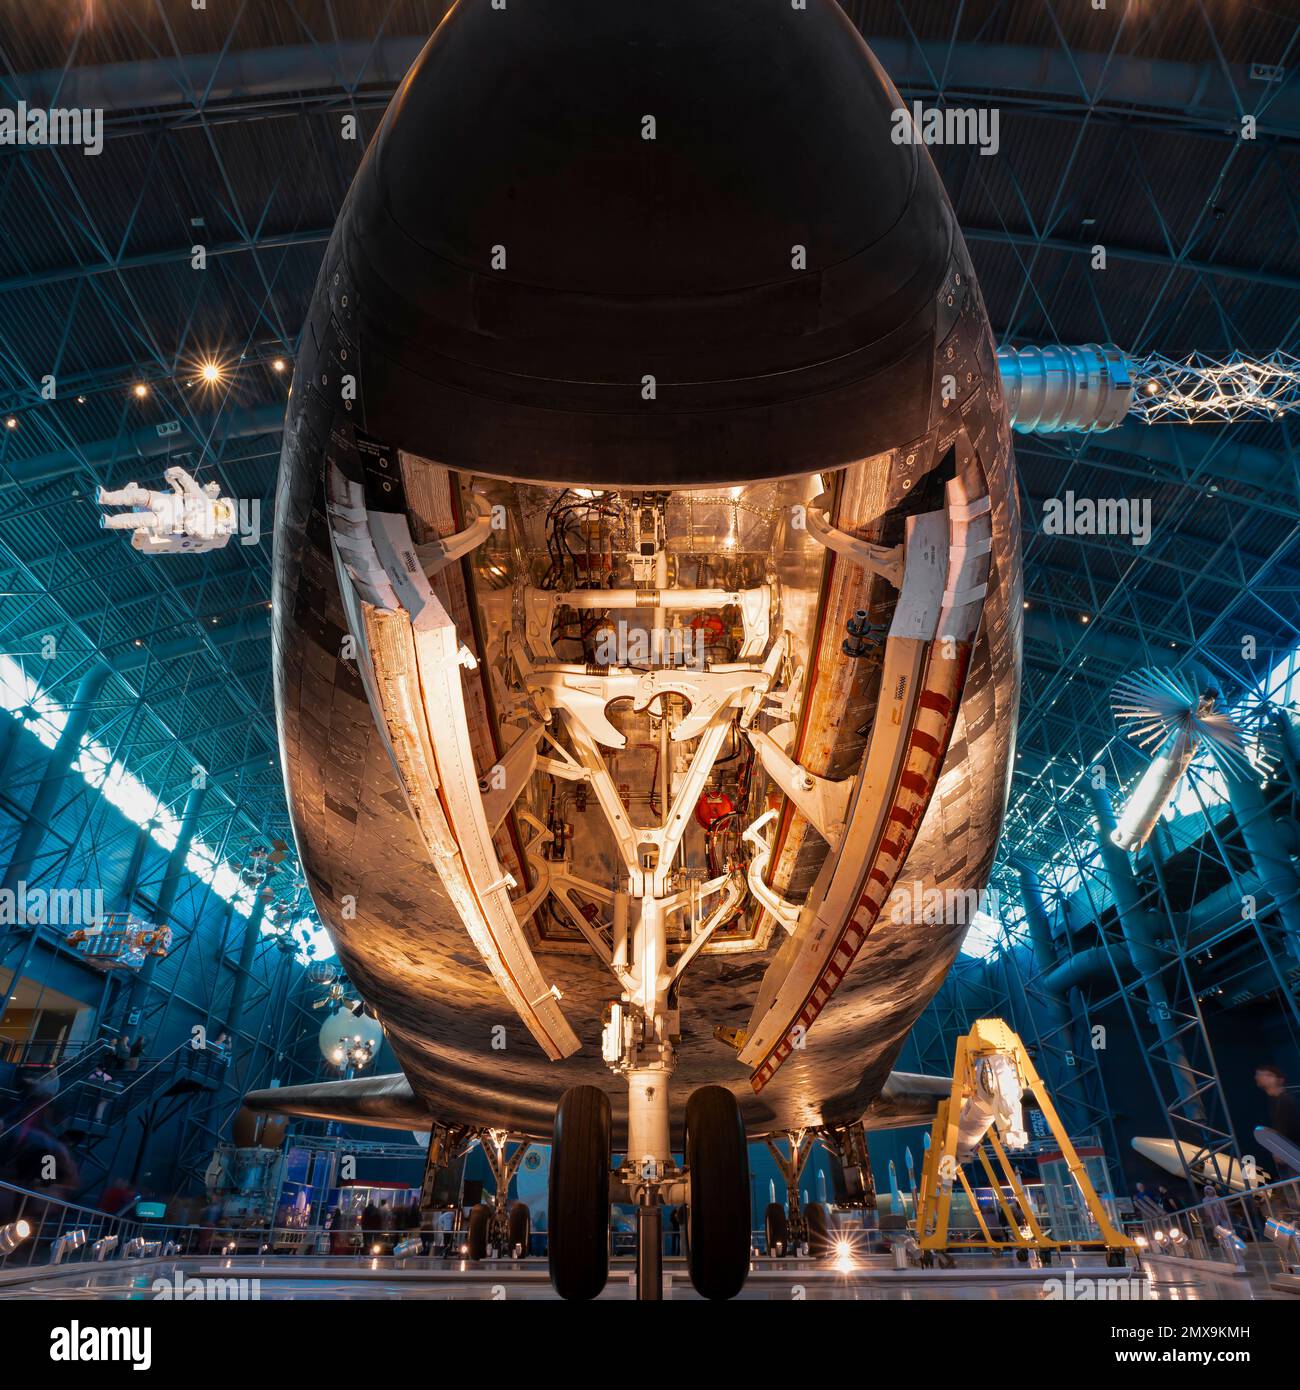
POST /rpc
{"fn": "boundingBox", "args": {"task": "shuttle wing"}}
[243,1073,431,1131]
[243,1069,955,1134]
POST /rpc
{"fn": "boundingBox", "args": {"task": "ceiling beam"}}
[0,229,331,298]
[8,37,1294,139]
[0,402,287,488]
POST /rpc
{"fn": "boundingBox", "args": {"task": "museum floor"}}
[1,1251,1293,1301]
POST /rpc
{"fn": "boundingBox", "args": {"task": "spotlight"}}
[200,361,224,385]
[0,1220,31,1255]
[132,383,149,399]
[272,358,287,373]
[50,1229,86,1264]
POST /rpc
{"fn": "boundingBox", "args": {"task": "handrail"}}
[1123,1170,1300,1278]
[0,1177,133,1223]
[0,1037,198,1138]
[0,1037,111,1074]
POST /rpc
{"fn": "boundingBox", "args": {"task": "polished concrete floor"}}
[0,1252,1292,1300]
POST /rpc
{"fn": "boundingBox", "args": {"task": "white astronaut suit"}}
[98,465,238,553]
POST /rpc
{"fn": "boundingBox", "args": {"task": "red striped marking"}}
[750,648,974,1093]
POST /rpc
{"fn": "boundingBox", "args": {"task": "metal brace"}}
[806,493,905,588]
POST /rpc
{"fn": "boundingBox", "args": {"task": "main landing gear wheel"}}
[764,1203,789,1257]
[548,1085,611,1300]
[1106,1249,1128,1268]
[685,1086,751,1300]
[507,1200,531,1257]
[467,1203,492,1260]
[805,1201,833,1257]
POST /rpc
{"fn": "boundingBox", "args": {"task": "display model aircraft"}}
[245,0,1022,1300]
[1131,1136,1272,1194]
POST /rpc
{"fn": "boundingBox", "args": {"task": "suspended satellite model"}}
[1110,667,1255,851]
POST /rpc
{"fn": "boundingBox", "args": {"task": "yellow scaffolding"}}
[915,1018,1134,1262]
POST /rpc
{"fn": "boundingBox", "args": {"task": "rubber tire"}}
[467,1203,492,1260]
[685,1086,751,1300]
[507,1200,531,1256]
[548,1085,611,1300]
[764,1203,789,1257]
[1015,1246,1029,1263]
[1106,1249,1127,1268]
[805,1201,833,1257]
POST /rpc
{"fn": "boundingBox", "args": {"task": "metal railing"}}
[0,1183,929,1276]
[0,1179,144,1270]
[0,1036,111,1071]
[0,1187,505,1270]
[1126,1171,1300,1279]
[0,1038,222,1144]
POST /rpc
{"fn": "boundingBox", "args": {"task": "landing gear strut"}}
[764,1130,832,1257]
[527,512,781,1301]
[467,1129,534,1260]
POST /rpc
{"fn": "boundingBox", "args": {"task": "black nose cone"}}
[333,0,959,485]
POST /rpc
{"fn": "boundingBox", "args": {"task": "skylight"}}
[0,652,332,964]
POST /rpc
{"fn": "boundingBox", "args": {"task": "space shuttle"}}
[246,0,1022,1299]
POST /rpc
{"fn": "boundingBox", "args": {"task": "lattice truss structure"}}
[1130,351,1300,424]
[0,0,1295,1136]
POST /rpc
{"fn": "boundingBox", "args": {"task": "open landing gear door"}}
[739,469,992,1091]
[324,427,580,1061]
